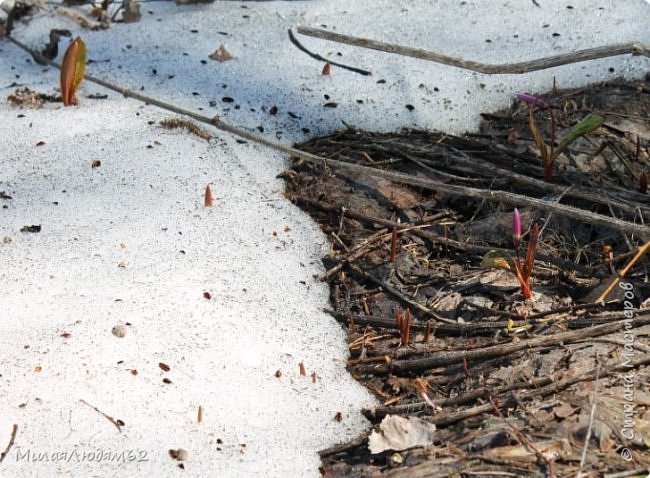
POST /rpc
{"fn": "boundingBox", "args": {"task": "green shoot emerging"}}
[517,92,604,182]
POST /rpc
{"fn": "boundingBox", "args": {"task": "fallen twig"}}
[0,424,18,463]
[320,227,389,281]
[287,29,371,76]
[348,264,455,324]
[295,26,650,74]
[367,351,650,424]
[355,314,650,375]
[79,399,123,433]
[489,395,556,476]
[320,223,438,281]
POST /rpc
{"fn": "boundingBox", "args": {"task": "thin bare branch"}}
[287,29,371,76]
[0,424,18,463]
[79,399,123,433]
[296,26,650,74]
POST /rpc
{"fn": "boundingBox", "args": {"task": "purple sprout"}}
[516,92,549,109]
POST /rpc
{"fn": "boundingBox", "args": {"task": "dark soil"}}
[282,75,650,477]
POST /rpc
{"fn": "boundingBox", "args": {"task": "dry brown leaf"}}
[486,439,571,461]
[386,376,410,394]
[209,44,234,62]
[553,401,579,419]
[368,415,436,454]
[374,178,420,209]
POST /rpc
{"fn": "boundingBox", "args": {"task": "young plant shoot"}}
[482,208,539,299]
[516,92,605,182]
[60,37,86,106]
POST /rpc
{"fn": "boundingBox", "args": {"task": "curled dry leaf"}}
[553,401,579,419]
[89,7,111,24]
[209,44,233,62]
[368,415,436,454]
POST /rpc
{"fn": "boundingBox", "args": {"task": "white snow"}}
[1,1,648,477]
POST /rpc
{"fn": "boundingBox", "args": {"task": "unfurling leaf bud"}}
[60,36,86,106]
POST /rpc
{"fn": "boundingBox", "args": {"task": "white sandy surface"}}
[0,1,648,477]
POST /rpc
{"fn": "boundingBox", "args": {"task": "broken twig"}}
[0,424,18,463]
[287,29,371,76]
[79,399,123,433]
